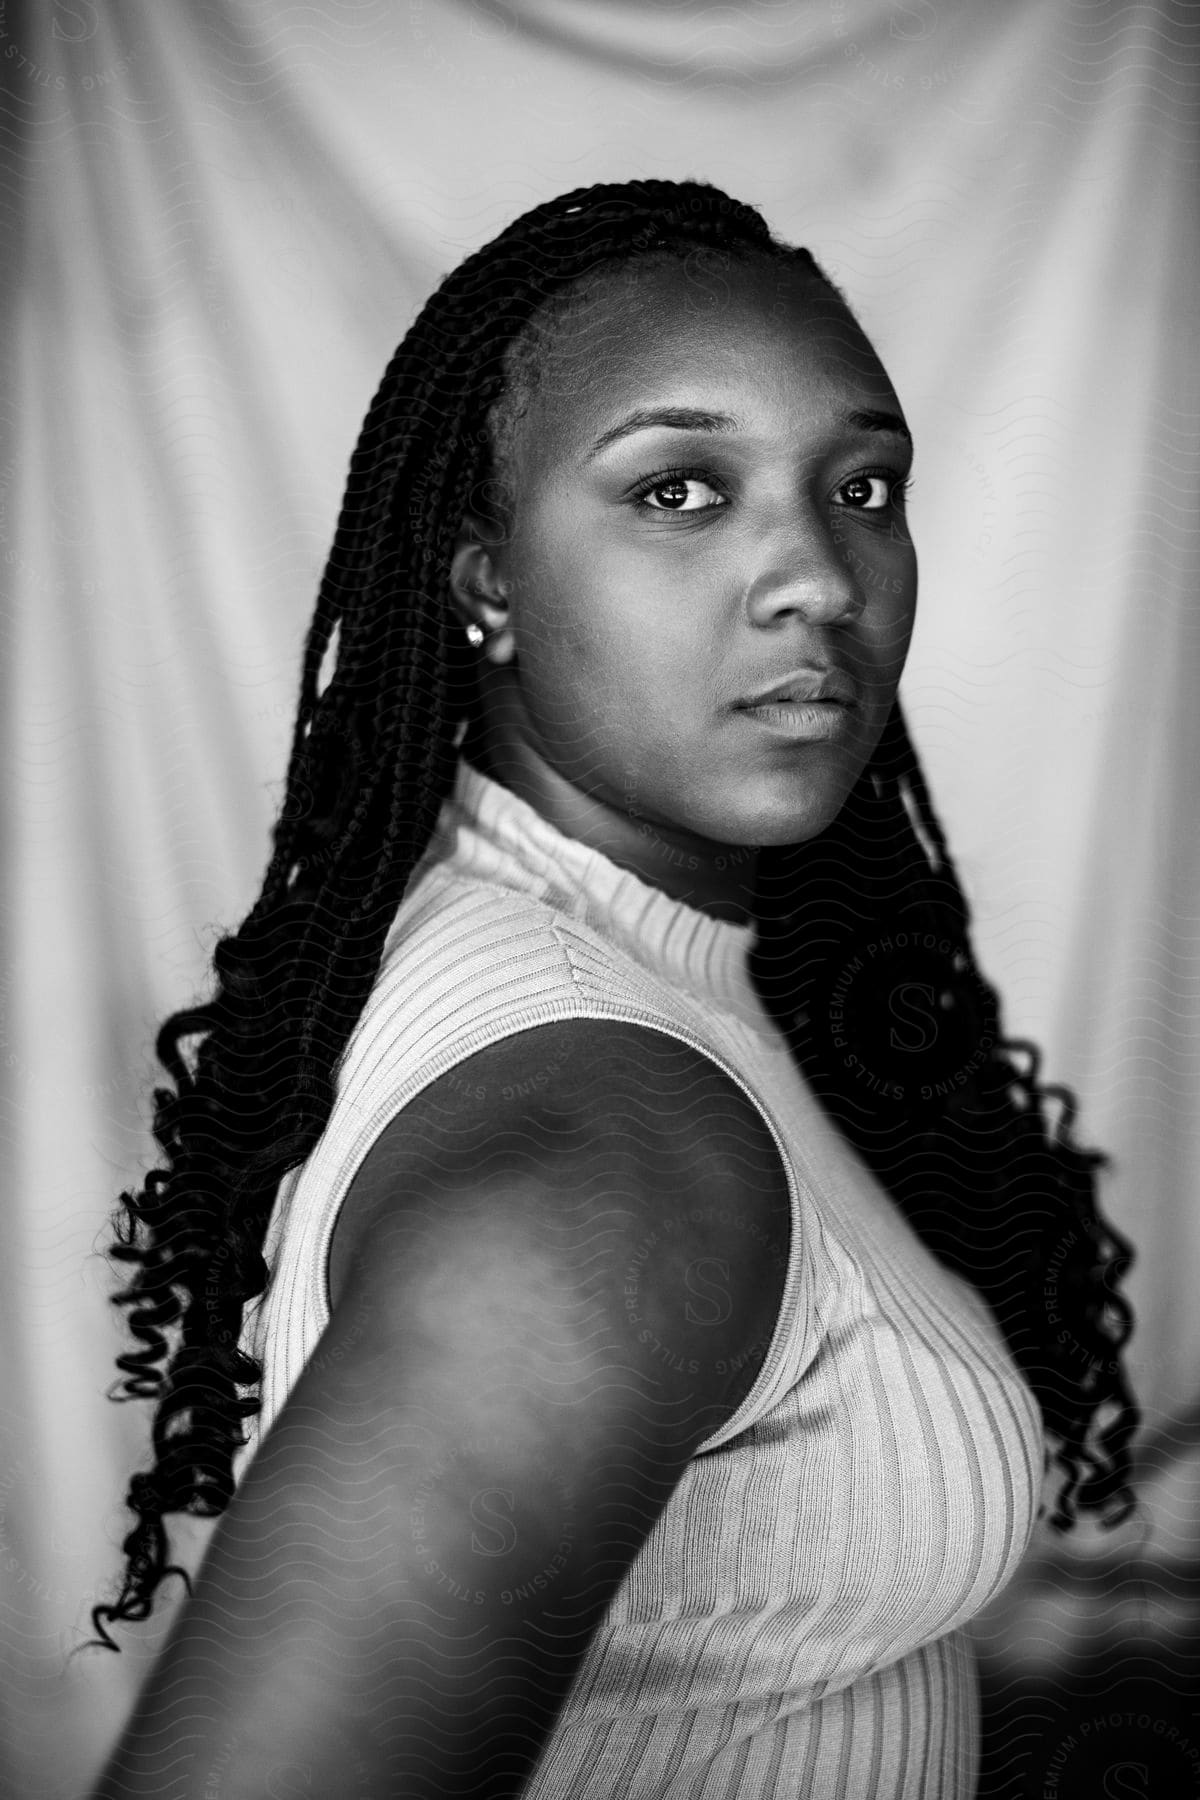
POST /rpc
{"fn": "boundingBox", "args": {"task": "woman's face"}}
[462,252,917,882]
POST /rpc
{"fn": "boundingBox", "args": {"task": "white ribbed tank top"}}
[233,756,1043,1800]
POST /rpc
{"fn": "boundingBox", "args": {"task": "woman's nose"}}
[742,519,865,628]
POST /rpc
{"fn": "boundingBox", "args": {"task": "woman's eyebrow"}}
[584,404,912,461]
[844,408,912,445]
[585,407,740,460]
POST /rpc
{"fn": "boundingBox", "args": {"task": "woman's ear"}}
[448,516,516,665]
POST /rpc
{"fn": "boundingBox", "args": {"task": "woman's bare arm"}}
[92,1021,791,1799]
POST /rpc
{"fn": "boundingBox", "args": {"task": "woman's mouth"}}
[735,698,855,740]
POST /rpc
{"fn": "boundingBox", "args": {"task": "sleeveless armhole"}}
[369,1014,803,1452]
[235,909,814,1484]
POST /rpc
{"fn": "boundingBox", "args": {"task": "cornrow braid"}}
[86,179,1137,1652]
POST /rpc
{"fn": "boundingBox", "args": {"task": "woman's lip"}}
[738,668,860,708]
[736,699,855,738]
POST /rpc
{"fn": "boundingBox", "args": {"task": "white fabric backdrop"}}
[3,1,1197,1793]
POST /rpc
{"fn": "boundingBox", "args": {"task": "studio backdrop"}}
[2,2,1197,1795]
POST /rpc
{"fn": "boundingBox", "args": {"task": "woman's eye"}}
[637,475,726,513]
[836,471,910,511]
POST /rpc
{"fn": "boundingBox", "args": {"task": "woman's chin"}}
[710,762,862,850]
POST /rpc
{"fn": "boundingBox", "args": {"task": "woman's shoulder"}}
[374,863,583,1008]
[344,863,721,1121]
[327,1015,793,1421]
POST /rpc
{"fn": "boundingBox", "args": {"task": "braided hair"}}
[86,178,1139,1651]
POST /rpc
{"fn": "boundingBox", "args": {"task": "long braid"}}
[87,180,1137,1652]
[750,703,1139,1528]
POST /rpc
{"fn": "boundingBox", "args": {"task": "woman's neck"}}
[459,716,760,926]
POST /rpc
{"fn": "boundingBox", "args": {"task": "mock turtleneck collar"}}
[421,756,760,1013]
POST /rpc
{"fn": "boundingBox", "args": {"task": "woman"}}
[87,180,1138,1799]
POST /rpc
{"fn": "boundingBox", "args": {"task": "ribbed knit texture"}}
[233,757,1044,1799]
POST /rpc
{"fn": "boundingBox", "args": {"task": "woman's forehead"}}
[511,256,898,468]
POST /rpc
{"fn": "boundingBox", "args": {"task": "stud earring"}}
[464,622,485,648]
